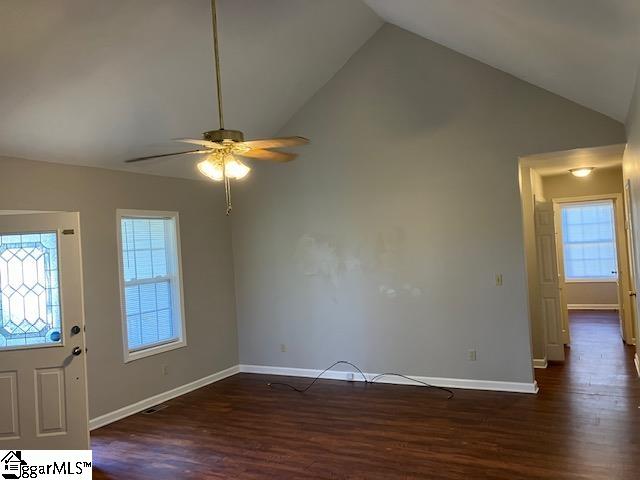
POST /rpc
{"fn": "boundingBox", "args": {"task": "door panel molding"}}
[0,371,19,439]
[35,367,67,436]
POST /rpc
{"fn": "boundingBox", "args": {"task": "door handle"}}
[72,347,82,356]
[629,291,637,297]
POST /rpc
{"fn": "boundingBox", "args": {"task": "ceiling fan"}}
[125,0,309,215]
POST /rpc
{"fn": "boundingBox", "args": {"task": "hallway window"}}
[561,200,617,281]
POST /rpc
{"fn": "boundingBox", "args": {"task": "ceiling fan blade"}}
[238,149,298,162]
[239,136,309,150]
[174,138,224,149]
[124,149,209,163]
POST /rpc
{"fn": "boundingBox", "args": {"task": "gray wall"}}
[232,24,626,384]
[0,156,238,418]
[623,65,640,358]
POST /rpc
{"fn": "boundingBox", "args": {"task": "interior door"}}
[535,200,565,361]
[623,182,638,344]
[0,212,89,449]
[552,203,571,346]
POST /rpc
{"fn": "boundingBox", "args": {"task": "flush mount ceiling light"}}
[125,0,309,215]
[569,167,595,177]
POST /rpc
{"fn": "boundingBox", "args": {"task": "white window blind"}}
[561,201,617,281]
[118,211,185,360]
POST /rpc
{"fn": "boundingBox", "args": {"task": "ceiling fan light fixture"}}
[197,154,250,182]
[124,0,307,215]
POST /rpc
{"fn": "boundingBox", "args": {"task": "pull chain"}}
[222,159,232,215]
[225,176,232,215]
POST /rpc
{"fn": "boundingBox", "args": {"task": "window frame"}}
[559,199,618,283]
[116,209,187,363]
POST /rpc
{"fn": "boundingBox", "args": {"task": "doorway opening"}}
[519,144,637,376]
[555,196,622,344]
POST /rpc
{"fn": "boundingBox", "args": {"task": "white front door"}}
[0,212,89,449]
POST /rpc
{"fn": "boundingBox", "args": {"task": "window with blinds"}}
[561,201,618,281]
[117,211,186,361]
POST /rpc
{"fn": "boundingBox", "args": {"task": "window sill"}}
[124,339,187,363]
[565,278,618,284]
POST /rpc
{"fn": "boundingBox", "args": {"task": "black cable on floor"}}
[267,360,368,393]
[368,373,454,399]
[267,360,454,399]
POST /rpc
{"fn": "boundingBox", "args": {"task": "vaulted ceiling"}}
[0,0,381,178]
[1,0,639,179]
[364,0,640,122]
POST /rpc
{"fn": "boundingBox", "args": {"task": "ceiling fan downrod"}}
[212,0,232,215]
[211,0,224,131]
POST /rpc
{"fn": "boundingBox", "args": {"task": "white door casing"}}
[623,181,638,345]
[535,201,565,361]
[0,212,89,449]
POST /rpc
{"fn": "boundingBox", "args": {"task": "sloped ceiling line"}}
[364,0,640,122]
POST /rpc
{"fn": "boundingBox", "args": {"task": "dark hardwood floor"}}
[92,311,640,479]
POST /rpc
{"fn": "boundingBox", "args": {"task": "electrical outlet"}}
[162,365,169,376]
[280,343,287,353]
[495,273,503,286]
[468,349,477,361]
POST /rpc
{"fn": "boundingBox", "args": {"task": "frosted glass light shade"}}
[224,157,250,179]
[197,158,224,181]
[197,155,250,181]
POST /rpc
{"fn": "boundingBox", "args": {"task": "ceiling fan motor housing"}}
[204,129,245,143]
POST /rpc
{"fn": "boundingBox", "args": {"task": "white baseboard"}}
[239,364,538,394]
[533,358,548,369]
[89,364,239,430]
[634,354,640,378]
[567,304,618,310]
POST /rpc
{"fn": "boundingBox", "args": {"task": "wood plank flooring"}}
[92,311,640,479]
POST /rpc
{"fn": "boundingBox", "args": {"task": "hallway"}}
[532,310,640,478]
[537,310,637,394]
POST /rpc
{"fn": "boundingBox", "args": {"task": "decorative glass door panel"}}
[0,232,62,349]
